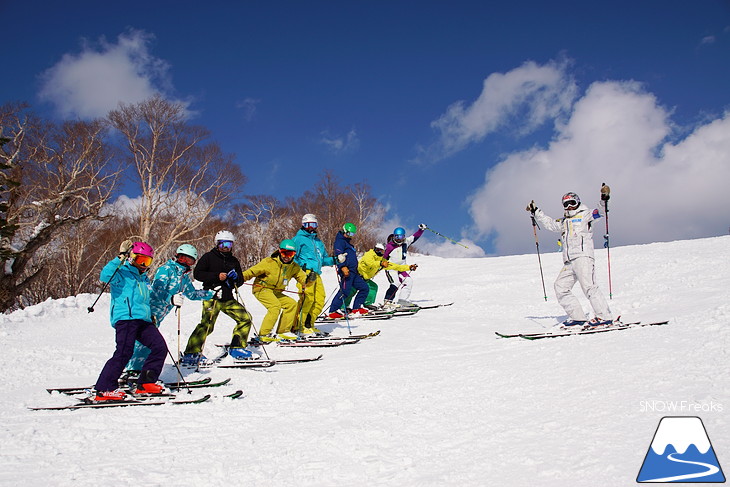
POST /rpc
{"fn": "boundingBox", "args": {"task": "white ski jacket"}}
[534,202,606,263]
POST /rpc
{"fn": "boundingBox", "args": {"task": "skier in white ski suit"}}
[527,188,612,324]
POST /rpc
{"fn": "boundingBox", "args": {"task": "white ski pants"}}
[554,256,612,321]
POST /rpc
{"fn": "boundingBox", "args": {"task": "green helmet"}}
[279,239,296,252]
[342,223,357,236]
[176,243,198,260]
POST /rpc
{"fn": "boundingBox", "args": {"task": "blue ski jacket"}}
[292,228,335,275]
[333,231,359,272]
[100,257,153,326]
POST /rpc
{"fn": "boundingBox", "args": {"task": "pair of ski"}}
[46,376,233,396]
[314,302,453,324]
[495,320,669,340]
[31,388,243,411]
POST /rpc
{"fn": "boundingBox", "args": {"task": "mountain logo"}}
[637,416,725,483]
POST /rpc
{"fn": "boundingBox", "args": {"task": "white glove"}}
[171,293,184,307]
[212,286,224,300]
[337,253,348,264]
[418,223,427,230]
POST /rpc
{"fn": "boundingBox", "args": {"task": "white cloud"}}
[319,128,360,154]
[236,97,261,122]
[467,79,730,255]
[38,29,187,119]
[700,35,716,45]
[421,58,577,162]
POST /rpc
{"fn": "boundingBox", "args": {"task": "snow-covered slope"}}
[1,236,728,486]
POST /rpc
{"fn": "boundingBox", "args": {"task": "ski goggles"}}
[344,231,356,237]
[176,254,196,266]
[393,235,405,243]
[562,199,578,208]
[374,248,384,256]
[217,240,233,250]
[132,254,153,267]
[303,222,318,229]
[279,249,296,259]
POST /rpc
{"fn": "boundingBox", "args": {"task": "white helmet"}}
[302,214,318,225]
[214,230,235,243]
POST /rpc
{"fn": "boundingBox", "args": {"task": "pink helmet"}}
[131,241,154,258]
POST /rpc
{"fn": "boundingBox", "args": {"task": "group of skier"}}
[93,183,615,402]
[92,214,424,401]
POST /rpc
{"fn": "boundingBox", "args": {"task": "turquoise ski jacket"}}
[150,259,213,323]
[100,257,153,326]
[292,228,335,275]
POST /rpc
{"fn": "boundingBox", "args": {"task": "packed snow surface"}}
[1,236,728,486]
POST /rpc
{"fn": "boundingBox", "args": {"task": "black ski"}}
[416,302,454,310]
[217,354,324,368]
[305,330,380,341]
[315,313,393,324]
[166,378,232,390]
[29,394,212,411]
[496,321,669,340]
[277,338,359,347]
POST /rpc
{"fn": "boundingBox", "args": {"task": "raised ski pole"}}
[602,183,613,299]
[425,227,469,248]
[87,256,126,313]
[529,210,548,301]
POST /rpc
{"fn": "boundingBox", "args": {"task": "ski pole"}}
[602,183,613,299]
[335,270,352,335]
[87,256,127,313]
[234,284,270,360]
[529,211,548,301]
[176,306,182,380]
[166,347,192,394]
[425,227,469,249]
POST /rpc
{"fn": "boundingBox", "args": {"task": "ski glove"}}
[306,271,318,284]
[341,266,350,277]
[212,286,224,300]
[601,183,611,201]
[171,293,184,307]
[409,264,418,271]
[226,269,238,281]
[337,253,347,264]
[119,239,133,257]
[526,201,537,213]
[418,223,427,230]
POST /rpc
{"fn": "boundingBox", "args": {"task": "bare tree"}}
[107,95,246,262]
[287,170,384,253]
[0,103,119,312]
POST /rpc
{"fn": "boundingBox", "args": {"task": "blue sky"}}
[3,1,729,256]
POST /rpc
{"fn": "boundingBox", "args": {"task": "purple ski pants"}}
[95,319,168,392]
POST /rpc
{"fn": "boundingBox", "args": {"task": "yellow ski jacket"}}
[358,249,411,281]
[241,253,308,294]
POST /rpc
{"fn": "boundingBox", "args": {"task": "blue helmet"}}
[393,227,406,243]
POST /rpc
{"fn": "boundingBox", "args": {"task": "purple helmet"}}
[131,241,154,258]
